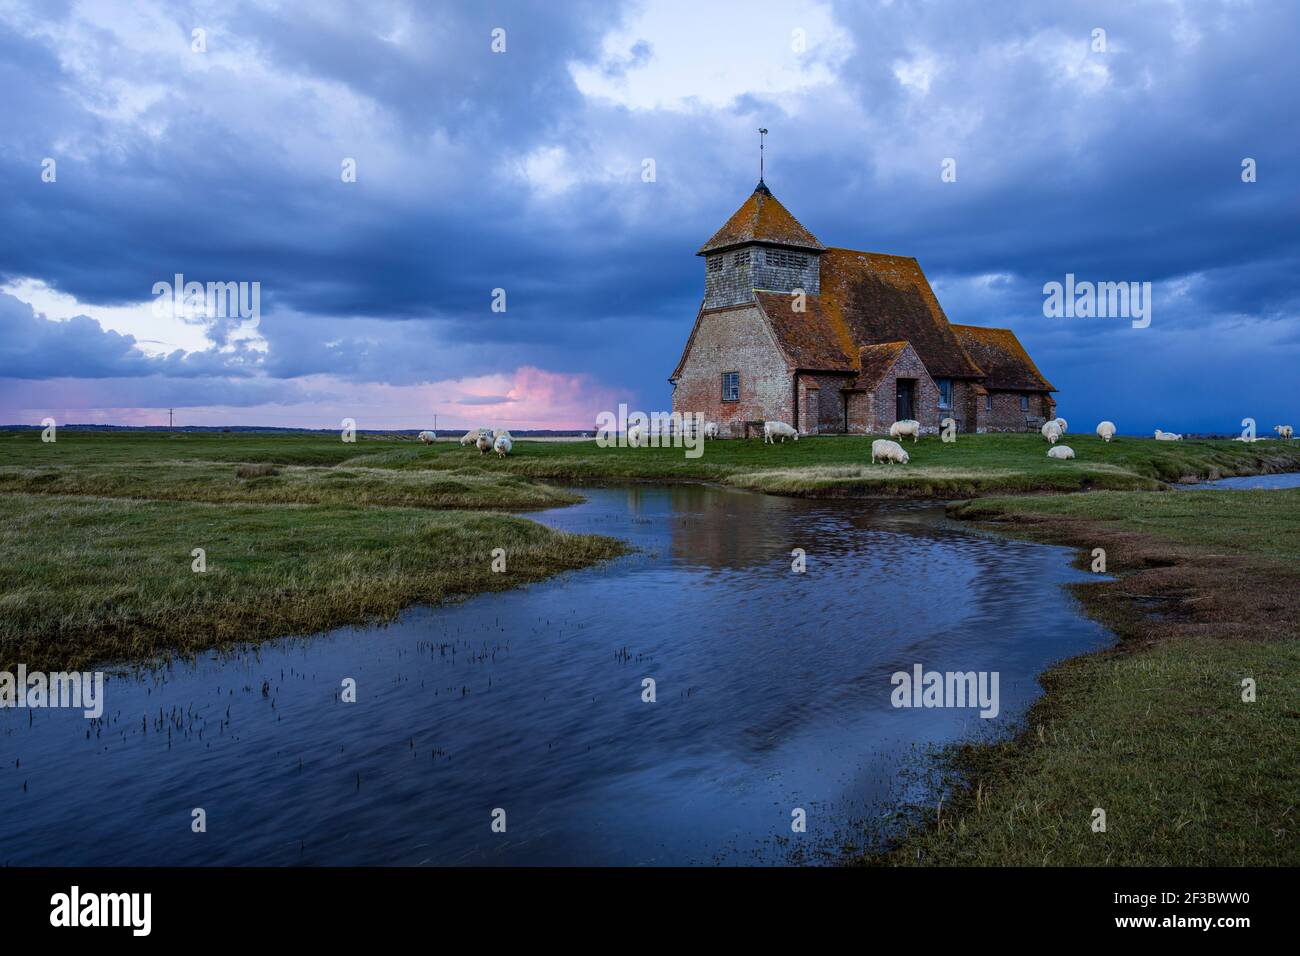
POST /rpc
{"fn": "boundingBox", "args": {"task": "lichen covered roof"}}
[754,291,855,371]
[855,341,910,391]
[817,248,985,380]
[698,182,826,255]
[952,324,1056,392]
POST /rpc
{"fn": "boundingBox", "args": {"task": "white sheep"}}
[1154,429,1182,441]
[475,433,493,454]
[493,428,512,441]
[1041,421,1061,444]
[763,420,798,444]
[703,421,720,440]
[1046,445,1075,460]
[889,419,920,443]
[461,427,489,446]
[1053,417,1068,434]
[1274,424,1293,440]
[1095,421,1116,442]
[871,439,910,465]
[418,430,436,445]
[494,434,513,458]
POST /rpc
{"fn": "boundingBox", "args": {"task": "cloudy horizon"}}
[2,0,1297,433]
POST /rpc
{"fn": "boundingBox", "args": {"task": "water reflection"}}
[0,485,1113,866]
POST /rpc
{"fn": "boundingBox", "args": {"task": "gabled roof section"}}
[855,341,910,392]
[754,291,855,372]
[698,182,826,256]
[952,325,1056,392]
[818,248,985,380]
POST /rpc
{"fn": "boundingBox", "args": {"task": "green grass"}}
[10,429,1297,500]
[0,493,627,672]
[0,459,582,510]
[873,486,1300,866]
[878,637,1300,865]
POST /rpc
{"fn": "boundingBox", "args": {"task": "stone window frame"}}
[1019,394,1029,412]
[937,378,954,409]
[721,371,740,403]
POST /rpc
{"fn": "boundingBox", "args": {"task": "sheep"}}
[475,433,493,454]
[1154,429,1182,441]
[493,434,513,458]
[1041,421,1061,444]
[1046,445,1075,460]
[493,428,512,441]
[1095,421,1116,442]
[626,423,647,448]
[763,420,798,444]
[461,427,489,446]
[418,430,436,445]
[889,419,920,443]
[1274,424,1293,440]
[871,439,910,465]
[703,421,720,440]
[1053,417,1068,434]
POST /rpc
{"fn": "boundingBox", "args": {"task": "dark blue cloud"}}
[0,0,1297,431]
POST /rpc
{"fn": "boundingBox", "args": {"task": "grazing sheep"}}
[703,421,720,440]
[418,430,436,445]
[493,428,512,441]
[1053,417,1068,434]
[1041,421,1062,444]
[1154,429,1182,441]
[763,420,799,444]
[871,439,910,465]
[493,434,513,458]
[1275,425,1294,440]
[889,419,920,443]
[475,433,493,454]
[1096,421,1116,442]
[1047,445,1075,460]
[461,427,489,446]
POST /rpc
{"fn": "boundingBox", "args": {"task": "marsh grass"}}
[0,494,627,672]
[870,488,1300,866]
[0,460,581,510]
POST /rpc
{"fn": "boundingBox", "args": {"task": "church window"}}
[1019,394,1029,412]
[733,250,749,266]
[707,256,722,274]
[722,371,740,402]
[985,393,992,411]
[938,378,954,408]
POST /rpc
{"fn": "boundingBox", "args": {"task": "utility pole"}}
[169,408,174,429]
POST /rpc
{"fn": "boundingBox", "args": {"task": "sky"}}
[0,0,1296,433]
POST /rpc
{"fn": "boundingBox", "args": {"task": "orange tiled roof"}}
[817,248,985,380]
[952,324,1055,391]
[697,182,825,255]
[754,292,855,371]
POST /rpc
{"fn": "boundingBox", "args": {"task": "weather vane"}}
[758,128,768,184]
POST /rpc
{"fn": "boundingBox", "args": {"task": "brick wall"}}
[867,346,941,433]
[672,305,793,436]
[703,244,820,310]
[796,371,851,433]
[983,390,1057,431]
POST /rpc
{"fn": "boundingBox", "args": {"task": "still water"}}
[0,485,1113,865]
[1177,472,1300,490]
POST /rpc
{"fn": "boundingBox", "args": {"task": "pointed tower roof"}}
[697,181,826,256]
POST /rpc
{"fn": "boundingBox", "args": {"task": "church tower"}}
[697,180,825,310]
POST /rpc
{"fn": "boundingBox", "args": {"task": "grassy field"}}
[0,430,633,670]
[8,428,1300,500]
[871,488,1300,865]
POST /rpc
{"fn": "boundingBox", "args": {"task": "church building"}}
[669,179,1056,436]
